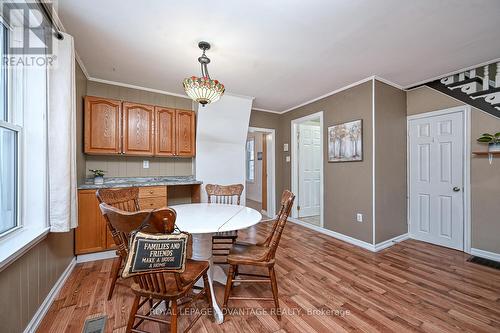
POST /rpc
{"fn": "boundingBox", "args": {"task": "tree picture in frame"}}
[328,119,362,162]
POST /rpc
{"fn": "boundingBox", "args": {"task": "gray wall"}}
[375,81,408,243]
[407,86,500,254]
[82,81,195,181]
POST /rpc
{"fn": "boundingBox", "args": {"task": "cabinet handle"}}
[149,190,154,194]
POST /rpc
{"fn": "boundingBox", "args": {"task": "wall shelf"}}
[472,151,500,165]
[472,151,500,155]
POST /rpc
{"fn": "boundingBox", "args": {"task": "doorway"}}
[291,112,324,227]
[407,106,470,251]
[245,127,276,218]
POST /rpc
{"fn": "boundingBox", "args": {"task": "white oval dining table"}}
[171,203,262,324]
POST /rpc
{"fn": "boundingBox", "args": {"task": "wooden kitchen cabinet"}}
[84,96,122,154]
[176,109,196,157]
[122,102,155,156]
[155,107,176,156]
[76,189,108,254]
[84,96,196,157]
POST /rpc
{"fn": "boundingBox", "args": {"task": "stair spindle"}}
[469,69,476,78]
[459,72,465,81]
[483,65,489,90]
[496,62,500,88]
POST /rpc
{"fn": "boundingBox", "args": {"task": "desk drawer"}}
[139,186,167,198]
[139,196,167,210]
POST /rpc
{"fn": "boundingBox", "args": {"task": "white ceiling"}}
[57,0,500,112]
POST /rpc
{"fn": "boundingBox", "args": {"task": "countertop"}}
[78,176,202,190]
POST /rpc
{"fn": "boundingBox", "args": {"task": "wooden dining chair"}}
[96,187,140,300]
[222,190,295,320]
[205,184,244,264]
[99,204,213,333]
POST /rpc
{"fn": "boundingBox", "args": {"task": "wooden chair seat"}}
[131,259,209,299]
[227,243,271,265]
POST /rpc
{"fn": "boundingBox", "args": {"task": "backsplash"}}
[85,155,193,178]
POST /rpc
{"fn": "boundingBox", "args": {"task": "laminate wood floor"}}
[37,221,500,333]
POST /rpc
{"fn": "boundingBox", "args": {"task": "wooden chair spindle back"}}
[265,190,295,260]
[206,184,244,205]
[99,204,189,293]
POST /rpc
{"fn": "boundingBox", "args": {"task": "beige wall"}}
[375,81,408,243]
[249,110,284,210]
[0,232,74,332]
[246,132,264,202]
[251,82,374,243]
[407,86,500,254]
[81,81,195,180]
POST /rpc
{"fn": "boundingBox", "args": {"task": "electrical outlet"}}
[283,143,289,152]
[286,156,291,162]
[356,213,363,222]
[143,160,149,169]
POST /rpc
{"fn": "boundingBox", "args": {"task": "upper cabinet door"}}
[122,102,155,156]
[155,107,176,156]
[84,96,122,154]
[176,110,196,157]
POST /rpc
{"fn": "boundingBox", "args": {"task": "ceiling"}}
[57,0,500,112]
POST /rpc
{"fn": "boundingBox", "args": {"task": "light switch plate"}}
[283,143,289,152]
[356,213,363,222]
[143,160,150,169]
[286,156,291,162]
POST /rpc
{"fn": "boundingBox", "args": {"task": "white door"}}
[298,124,321,217]
[408,111,464,250]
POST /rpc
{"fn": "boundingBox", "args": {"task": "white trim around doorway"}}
[248,127,277,218]
[406,105,471,254]
[291,111,324,228]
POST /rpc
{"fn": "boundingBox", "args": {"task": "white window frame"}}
[246,137,255,182]
[0,5,50,269]
[0,20,22,238]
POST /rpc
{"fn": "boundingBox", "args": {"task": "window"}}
[0,22,19,236]
[246,138,255,182]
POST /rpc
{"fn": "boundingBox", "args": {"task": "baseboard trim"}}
[470,248,500,262]
[374,233,409,252]
[76,250,118,263]
[289,218,408,252]
[288,217,375,251]
[23,257,76,333]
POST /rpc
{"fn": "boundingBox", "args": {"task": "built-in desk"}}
[75,177,202,255]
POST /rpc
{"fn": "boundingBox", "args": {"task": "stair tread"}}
[470,86,500,97]
[447,77,483,88]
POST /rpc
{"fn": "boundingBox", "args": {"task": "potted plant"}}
[89,169,105,184]
[477,132,500,153]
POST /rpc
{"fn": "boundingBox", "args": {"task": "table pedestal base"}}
[191,233,225,324]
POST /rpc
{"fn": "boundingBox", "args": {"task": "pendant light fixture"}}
[183,41,225,106]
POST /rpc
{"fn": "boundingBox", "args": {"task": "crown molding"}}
[281,76,376,114]
[374,75,403,90]
[252,107,282,114]
[87,77,191,99]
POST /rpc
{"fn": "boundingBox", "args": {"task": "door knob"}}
[453,187,461,192]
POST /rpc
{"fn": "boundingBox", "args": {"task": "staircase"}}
[426,61,500,118]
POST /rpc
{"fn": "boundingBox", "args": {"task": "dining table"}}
[171,203,262,324]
